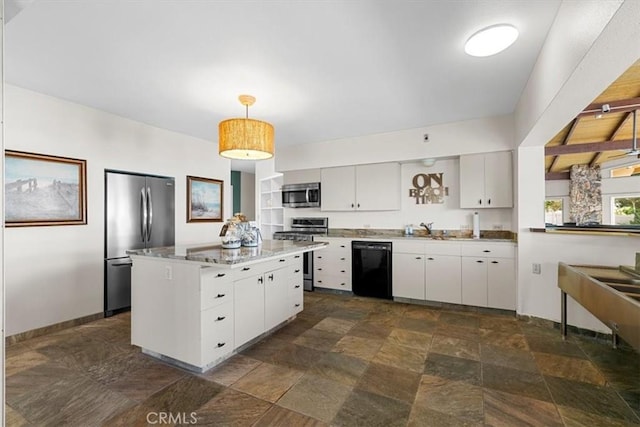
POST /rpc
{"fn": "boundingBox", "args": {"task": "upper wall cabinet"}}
[459,151,513,208]
[321,163,401,211]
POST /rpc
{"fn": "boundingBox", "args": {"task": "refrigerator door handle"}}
[146,186,153,241]
[140,188,148,242]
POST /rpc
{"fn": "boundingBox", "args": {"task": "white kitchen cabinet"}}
[287,258,304,316]
[234,273,265,348]
[460,242,516,310]
[459,151,512,208]
[426,255,462,304]
[393,252,426,300]
[321,163,401,211]
[264,268,289,331]
[314,237,352,290]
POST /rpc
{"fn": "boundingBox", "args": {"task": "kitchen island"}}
[128,240,327,372]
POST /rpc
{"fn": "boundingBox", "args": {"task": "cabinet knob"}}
[357,203,360,208]
[317,280,322,283]
[340,245,345,248]
[217,342,226,348]
[294,269,300,273]
[479,199,482,205]
[215,293,226,298]
[279,259,286,263]
[351,203,355,208]
[340,257,346,260]
[295,303,301,307]
[294,255,301,258]
[216,316,226,321]
[318,256,322,259]
[476,260,484,263]
[340,283,346,286]
[483,250,491,253]
[416,257,422,260]
[341,270,346,273]
[258,277,264,284]
[427,257,434,260]
[242,267,251,271]
[491,261,499,264]
[216,273,226,278]
[488,199,491,205]
[318,268,322,271]
[268,274,274,281]
[295,285,301,289]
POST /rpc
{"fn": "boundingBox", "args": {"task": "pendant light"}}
[219,95,274,160]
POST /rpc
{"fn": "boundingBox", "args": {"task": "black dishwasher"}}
[352,241,392,299]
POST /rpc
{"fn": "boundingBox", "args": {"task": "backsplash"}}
[327,227,515,240]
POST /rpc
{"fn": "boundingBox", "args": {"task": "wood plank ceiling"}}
[545,59,640,180]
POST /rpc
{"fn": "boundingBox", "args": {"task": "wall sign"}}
[409,173,448,204]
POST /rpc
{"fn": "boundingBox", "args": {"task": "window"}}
[612,196,640,225]
[544,198,563,225]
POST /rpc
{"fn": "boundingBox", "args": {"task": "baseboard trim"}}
[6,312,104,346]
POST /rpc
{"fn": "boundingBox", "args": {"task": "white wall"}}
[280,159,512,231]
[275,114,515,172]
[515,0,640,333]
[240,171,256,220]
[5,85,231,335]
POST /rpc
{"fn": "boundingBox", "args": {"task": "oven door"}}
[303,251,314,291]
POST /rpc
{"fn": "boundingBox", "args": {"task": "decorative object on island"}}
[218,94,274,160]
[187,175,223,222]
[4,150,87,227]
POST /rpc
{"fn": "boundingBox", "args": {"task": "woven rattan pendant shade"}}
[219,95,274,160]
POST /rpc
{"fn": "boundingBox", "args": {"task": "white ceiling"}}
[5,1,562,172]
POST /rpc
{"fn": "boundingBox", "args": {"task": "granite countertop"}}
[321,228,516,243]
[127,240,328,266]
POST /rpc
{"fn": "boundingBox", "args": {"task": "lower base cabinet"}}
[234,274,266,349]
[392,252,425,300]
[426,255,462,304]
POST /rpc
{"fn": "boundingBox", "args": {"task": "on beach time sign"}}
[409,173,447,204]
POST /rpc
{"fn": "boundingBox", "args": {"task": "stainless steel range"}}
[273,217,328,291]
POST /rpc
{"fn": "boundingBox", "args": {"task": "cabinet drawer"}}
[290,289,304,315]
[315,262,351,278]
[460,243,514,258]
[233,263,268,281]
[201,303,234,364]
[393,240,425,254]
[201,280,234,310]
[315,273,351,291]
[316,238,351,251]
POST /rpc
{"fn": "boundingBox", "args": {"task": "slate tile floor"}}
[5,292,640,426]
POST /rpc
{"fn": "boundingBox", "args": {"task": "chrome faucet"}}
[420,222,433,235]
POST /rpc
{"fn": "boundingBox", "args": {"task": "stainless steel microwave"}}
[282,183,321,208]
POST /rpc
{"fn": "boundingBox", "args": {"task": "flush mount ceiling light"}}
[464,24,519,57]
[422,158,437,167]
[219,95,274,160]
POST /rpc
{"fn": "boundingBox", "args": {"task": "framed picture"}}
[187,175,223,222]
[5,150,87,227]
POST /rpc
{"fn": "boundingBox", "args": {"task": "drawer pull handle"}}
[488,199,491,205]
[215,293,226,298]
[295,255,301,258]
[242,267,251,271]
[416,257,422,260]
[476,260,484,263]
[216,316,226,321]
[479,199,482,205]
[427,257,434,260]
[340,245,345,248]
[216,273,226,278]
[340,257,346,260]
[491,261,499,264]
[217,342,226,348]
[340,283,345,286]
[295,303,301,307]
[318,268,322,271]
[258,277,264,284]
[294,269,300,273]
[279,259,286,263]
[317,280,322,283]
[341,270,345,273]
[268,274,274,281]
[483,250,491,253]
[295,285,301,288]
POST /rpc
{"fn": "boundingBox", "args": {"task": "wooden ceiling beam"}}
[545,172,570,180]
[589,111,633,166]
[548,118,579,173]
[545,139,634,156]
[578,97,640,118]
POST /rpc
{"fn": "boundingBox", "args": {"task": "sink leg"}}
[612,332,619,350]
[561,291,567,341]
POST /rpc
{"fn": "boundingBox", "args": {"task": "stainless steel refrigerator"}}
[104,170,175,316]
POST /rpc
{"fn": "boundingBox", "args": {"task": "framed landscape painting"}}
[187,175,223,222]
[5,150,87,227]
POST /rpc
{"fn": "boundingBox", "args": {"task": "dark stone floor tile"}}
[331,335,384,361]
[5,342,32,359]
[478,315,521,333]
[5,404,30,427]
[398,317,439,334]
[356,362,421,404]
[199,354,262,386]
[106,362,186,403]
[6,361,78,406]
[439,312,480,328]
[483,389,563,427]
[364,311,400,327]
[231,362,304,403]
[482,363,552,402]
[480,329,529,350]
[424,353,481,386]
[372,341,428,373]
[32,334,102,359]
[408,405,482,427]
[545,375,640,423]
[479,343,538,373]
[348,320,393,340]
[56,339,129,371]
[403,305,441,322]
[271,318,318,340]
[271,342,326,371]
[293,328,343,351]
[142,376,224,414]
[534,352,606,385]
[434,324,480,342]
[332,389,411,427]
[194,388,272,426]
[5,350,49,377]
[430,335,479,361]
[414,375,483,423]
[310,351,369,386]
[86,351,157,385]
[328,307,368,321]
[526,335,587,359]
[240,336,289,362]
[255,404,329,427]
[386,328,432,352]
[558,404,640,427]
[313,317,358,335]
[278,374,352,423]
